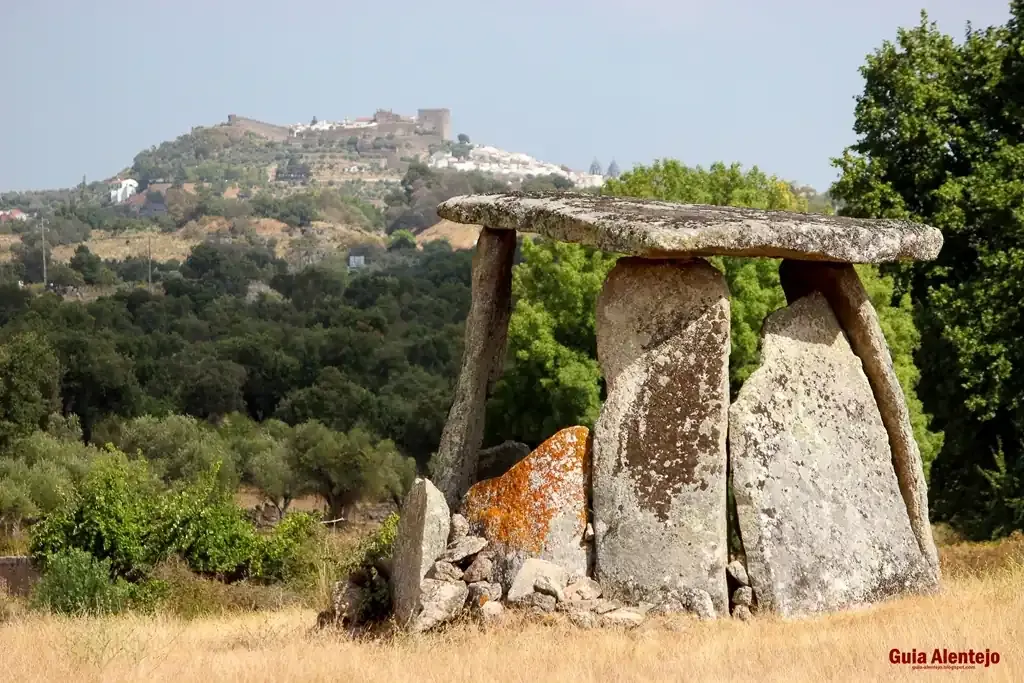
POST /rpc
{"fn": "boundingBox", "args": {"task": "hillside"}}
[415,219,482,251]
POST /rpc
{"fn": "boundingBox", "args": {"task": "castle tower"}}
[417,108,452,140]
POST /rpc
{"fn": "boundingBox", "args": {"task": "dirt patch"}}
[416,220,482,251]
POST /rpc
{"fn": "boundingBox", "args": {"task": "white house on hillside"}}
[109,178,139,204]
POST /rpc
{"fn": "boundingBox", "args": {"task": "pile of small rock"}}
[727,559,755,621]
[394,512,657,632]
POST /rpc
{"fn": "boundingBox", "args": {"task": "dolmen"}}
[413,192,943,624]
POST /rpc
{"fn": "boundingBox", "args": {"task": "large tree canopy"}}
[831,5,1024,538]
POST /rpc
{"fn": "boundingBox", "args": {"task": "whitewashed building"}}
[428,145,605,189]
[109,178,139,204]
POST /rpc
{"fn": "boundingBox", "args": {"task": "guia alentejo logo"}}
[890,648,1002,670]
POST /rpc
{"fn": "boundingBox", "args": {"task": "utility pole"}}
[41,219,48,288]
[147,230,153,292]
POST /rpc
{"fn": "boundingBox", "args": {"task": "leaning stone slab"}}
[432,227,517,508]
[592,258,730,615]
[392,478,451,627]
[730,293,932,617]
[463,426,590,589]
[437,192,943,263]
[778,260,940,585]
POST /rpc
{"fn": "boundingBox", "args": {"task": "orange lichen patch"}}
[464,426,590,556]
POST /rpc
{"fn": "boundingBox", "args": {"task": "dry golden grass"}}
[1,557,1020,682]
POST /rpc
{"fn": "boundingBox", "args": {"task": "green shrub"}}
[256,512,320,582]
[31,549,136,616]
[331,512,400,623]
[30,451,159,581]
[152,465,260,579]
[30,455,319,587]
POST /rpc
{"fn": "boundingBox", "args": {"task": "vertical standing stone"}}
[432,227,517,508]
[730,294,931,617]
[392,478,451,627]
[592,258,730,615]
[778,260,940,585]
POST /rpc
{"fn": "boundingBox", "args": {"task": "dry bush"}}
[151,558,307,619]
[938,530,1024,580]
[0,582,26,624]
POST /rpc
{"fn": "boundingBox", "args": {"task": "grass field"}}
[2,533,1021,683]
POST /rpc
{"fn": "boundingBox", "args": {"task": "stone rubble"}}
[425,561,463,583]
[726,560,750,588]
[507,558,568,603]
[441,536,489,565]
[411,579,470,633]
[462,554,494,584]
[565,576,602,602]
[449,513,470,546]
[732,587,753,608]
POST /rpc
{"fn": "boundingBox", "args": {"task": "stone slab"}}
[432,227,517,507]
[729,293,931,617]
[391,478,451,627]
[437,193,943,263]
[778,260,940,585]
[592,258,730,615]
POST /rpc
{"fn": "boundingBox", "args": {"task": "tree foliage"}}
[0,331,61,445]
[831,6,1024,537]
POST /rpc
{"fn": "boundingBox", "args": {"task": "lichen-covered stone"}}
[519,592,558,613]
[433,227,517,507]
[534,574,566,602]
[729,293,932,618]
[592,258,730,615]
[467,581,503,607]
[463,427,590,588]
[392,478,450,627]
[479,600,505,623]
[436,192,943,263]
[779,260,940,585]
[599,607,645,628]
[567,610,597,629]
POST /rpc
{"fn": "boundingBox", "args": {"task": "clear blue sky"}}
[0,0,1012,192]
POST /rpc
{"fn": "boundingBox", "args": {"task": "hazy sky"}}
[0,0,1012,192]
